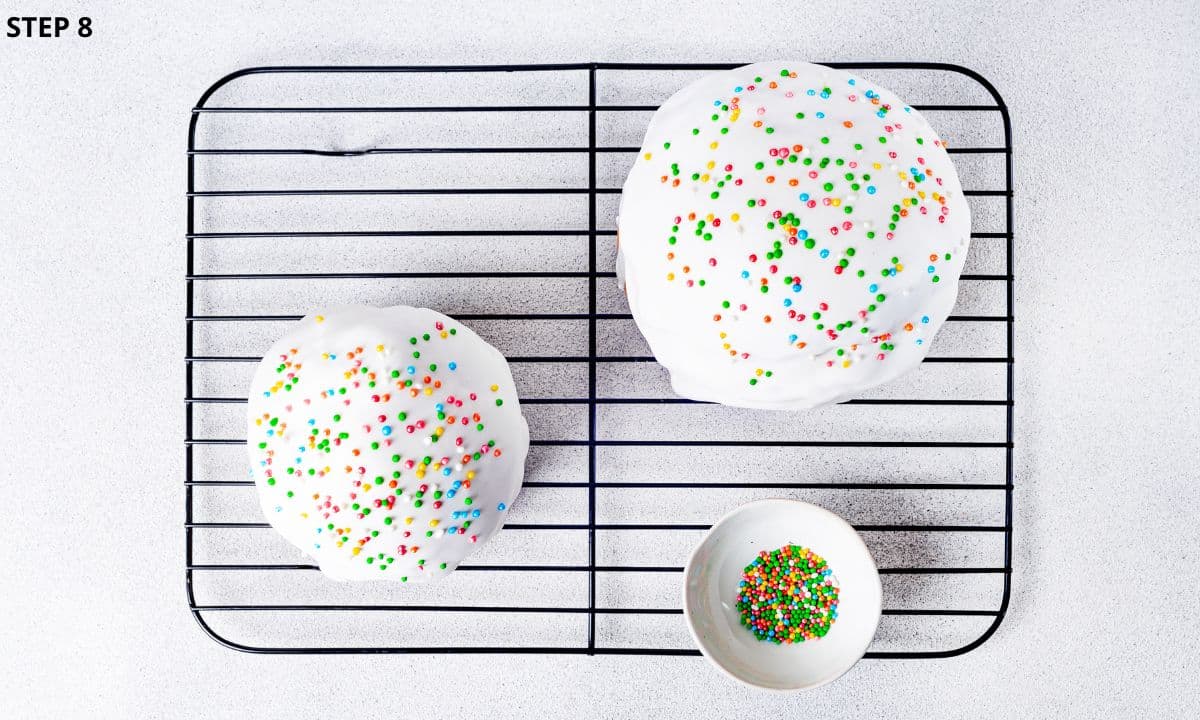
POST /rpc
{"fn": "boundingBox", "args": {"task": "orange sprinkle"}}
[904,323,914,331]
[788,178,799,186]
[713,314,722,322]
[843,120,854,128]
[763,315,772,323]
[765,175,775,183]
[753,120,763,128]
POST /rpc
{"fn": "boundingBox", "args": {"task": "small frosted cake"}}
[618,61,971,409]
[246,305,529,581]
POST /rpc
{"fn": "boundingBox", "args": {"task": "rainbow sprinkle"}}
[736,544,840,643]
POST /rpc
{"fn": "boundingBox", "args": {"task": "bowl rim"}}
[681,497,882,692]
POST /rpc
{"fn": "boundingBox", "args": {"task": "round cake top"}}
[246,305,529,581]
[618,61,971,409]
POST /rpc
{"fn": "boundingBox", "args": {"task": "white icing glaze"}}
[618,61,971,409]
[246,305,529,581]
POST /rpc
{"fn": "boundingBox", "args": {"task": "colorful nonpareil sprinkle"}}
[736,544,839,643]
[247,306,529,582]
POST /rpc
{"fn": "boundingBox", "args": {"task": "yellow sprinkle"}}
[709,141,719,150]
[706,160,715,170]
[300,512,308,518]
[843,360,852,368]
[351,547,361,555]
[700,173,710,182]
[362,484,372,493]
[730,110,740,122]
[722,343,731,350]
[376,344,384,352]
[667,272,675,281]
[429,519,439,527]
[315,315,325,323]
[755,368,764,377]
[490,384,499,392]
[831,198,842,207]
[405,517,414,525]
[255,418,263,426]
[896,263,904,272]
[415,469,425,479]
[466,471,476,480]
[440,331,448,338]
[643,152,653,160]
[872,162,882,170]
[423,387,433,396]
[719,332,727,339]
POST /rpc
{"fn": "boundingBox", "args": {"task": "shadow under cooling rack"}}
[185,62,1014,658]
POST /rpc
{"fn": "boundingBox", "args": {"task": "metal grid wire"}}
[185,62,1014,658]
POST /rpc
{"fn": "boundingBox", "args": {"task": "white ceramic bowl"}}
[682,499,882,691]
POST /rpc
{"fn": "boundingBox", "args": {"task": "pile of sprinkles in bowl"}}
[736,544,839,643]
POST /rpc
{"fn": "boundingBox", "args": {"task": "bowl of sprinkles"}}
[683,499,881,691]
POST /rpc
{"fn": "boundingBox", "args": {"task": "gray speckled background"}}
[1,0,1197,717]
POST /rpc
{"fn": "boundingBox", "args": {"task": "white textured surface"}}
[0,1,1197,717]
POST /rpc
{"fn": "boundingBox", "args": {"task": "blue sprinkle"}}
[453,480,462,488]
[266,429,274,437]
[910,167,918,175]
[448,362,457,371]
[329,354,336,360]
[788,334,798,343]
[798,229,809,239]
[877,110,886,118]
[262,391,271,397]
[713,99,721,106]
[497,502,507,511]
[406,366,416,374]
[889,268,897,276]
[740,270,750,279]
[435,403,445,412]
[806,89,815,96]
[308,419,315,425]
[928,265,936,273]
[471,509,481,518]
[381,425,393,436]
[848,78,856,86]
[783,298,793,307]
[921,316,930,323]
[869,283,878,292]
[735,86,743,92]
[815,111,825,119]
[799,193,810,203]
[866,186,876,195]
[916,339,924,345]
[792,284,802,292]
[442,468,452,476]
[819,249,830,259]
[820,91,830,99]
[274,506,282,513]
[316,527,322,534]
[314,543,321,549]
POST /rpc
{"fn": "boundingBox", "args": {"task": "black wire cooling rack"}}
[185,62,1014,658]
